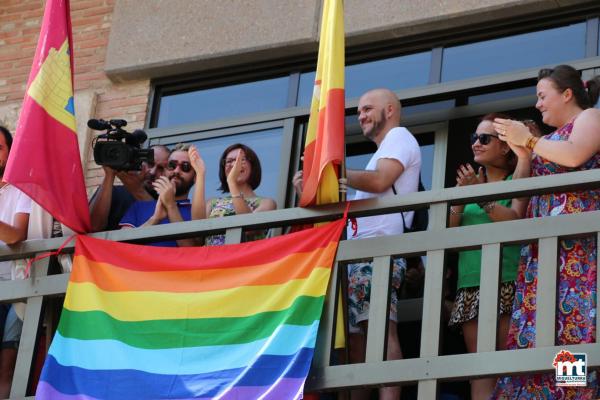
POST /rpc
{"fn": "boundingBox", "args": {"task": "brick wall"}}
[0,0,151,196]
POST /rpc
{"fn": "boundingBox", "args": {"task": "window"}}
[441,23,586,82]
[156,128,284,202]
[297,51,432,106]
[155,77,290,128]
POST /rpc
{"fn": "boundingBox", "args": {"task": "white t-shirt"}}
[348,127,421,240]
[0,185,32,280]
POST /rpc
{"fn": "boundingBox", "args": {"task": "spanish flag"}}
[299,0,345,207]
[5,0,90,233]
[37,218,345,399]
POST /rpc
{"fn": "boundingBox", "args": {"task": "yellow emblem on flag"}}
[27,40,76,132]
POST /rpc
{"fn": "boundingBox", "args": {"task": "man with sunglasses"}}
[90,144,171,232]
[119,143,196,247]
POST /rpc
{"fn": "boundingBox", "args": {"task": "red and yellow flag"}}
[300,0,345,207]
[5,0,90,233]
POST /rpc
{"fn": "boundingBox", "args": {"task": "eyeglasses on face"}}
[223,157,248,166]
[470,132,499,146]
[167,160,192,173]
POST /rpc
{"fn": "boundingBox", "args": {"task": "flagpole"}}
[339,145,346,202]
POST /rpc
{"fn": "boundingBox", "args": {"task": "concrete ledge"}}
[105,0,596,81]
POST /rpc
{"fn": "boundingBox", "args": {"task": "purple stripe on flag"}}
[214,377,306,400]
[36,381,99,400]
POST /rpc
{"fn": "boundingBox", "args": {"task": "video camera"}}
[89,119,153,171]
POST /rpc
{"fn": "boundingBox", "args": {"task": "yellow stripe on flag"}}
[64,267,331,321]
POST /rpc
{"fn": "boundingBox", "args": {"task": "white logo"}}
[553,350,587,387]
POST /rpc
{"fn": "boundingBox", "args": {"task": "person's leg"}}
[347,262,373,400]
[0,306,22,398]
[348,329,371,400]
[496,314,511,351]
[379,321,402,400]
[462,319,495,400]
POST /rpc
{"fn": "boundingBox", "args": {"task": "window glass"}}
[403,100,456,115]
[442,23,586,82]
[298,51,432,106]
[156,77,290,128]
[469,86,535,105]
[184,128,283,201]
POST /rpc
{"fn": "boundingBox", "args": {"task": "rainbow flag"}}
[299,0,345,207]
[36,218,345,399]
[4,0,90,233]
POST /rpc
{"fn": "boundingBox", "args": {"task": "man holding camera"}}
[119,143,196,247]
[89,144,170,232]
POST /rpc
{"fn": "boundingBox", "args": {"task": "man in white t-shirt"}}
[0,126,31,398]
[345,89,421,400]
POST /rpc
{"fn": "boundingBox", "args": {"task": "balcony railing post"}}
[418,249,445,400]
[365,256,391,363]
[224,227,243,244]
[477,243,502,352]
[535,236,558,347]
[10,255,50,398]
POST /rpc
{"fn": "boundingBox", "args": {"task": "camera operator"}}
[89,144,170,232]
[119,143,196,247]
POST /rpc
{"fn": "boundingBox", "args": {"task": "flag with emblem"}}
[299,0,345,207]
[5,0,90,233]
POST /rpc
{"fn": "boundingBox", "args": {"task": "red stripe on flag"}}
[300,88,345,206]
[76,217,346,272]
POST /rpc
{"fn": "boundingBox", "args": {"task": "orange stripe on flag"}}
[71,241,338,293]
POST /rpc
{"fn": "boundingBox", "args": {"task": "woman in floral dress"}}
[189,143,276,245]
[491,65,600,399]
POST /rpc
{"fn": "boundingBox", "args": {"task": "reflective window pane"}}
[298,51,432,106]
[403,100,456,115]
[442,23,586,82]
[156,77,290,128]
[469,86,535,104]
[185,128,283,201]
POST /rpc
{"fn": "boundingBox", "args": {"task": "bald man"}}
[346,88,421,400]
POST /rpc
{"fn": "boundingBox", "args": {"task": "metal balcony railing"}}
[1,169,600,399]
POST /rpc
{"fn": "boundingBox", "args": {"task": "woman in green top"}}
[448,113,529,400]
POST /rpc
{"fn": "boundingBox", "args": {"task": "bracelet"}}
[231,193,244,199]
[449,207,463,215]
[478,201,496,213]
[525,135,540,151]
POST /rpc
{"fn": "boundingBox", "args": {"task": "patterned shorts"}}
[347,258,407,334]
[448,281,515,327]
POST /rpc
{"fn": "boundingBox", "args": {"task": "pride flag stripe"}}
[65,268,330,320]
[37,379,305,400]
[50,324,318,374]
[78,219,342,271]
[58,297,323,348]
[71,240,337,292]
[42,352,312,399]
[38,218,346,399]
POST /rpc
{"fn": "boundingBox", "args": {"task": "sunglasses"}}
[167,160,192,173]
[470,132,499,145]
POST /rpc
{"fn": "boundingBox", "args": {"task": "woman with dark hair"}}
[492,65,600,398]
[190,143,276,246]
[448,113,528,400]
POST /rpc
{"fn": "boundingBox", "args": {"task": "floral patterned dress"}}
[205,196,266,246]
[491,121,600,399]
